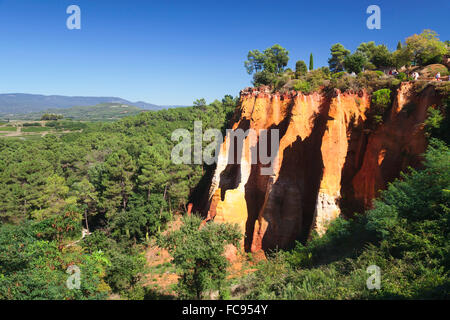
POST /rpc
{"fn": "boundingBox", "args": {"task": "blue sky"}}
[0,0,448,105]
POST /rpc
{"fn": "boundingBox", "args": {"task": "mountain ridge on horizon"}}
[0,93,168,114]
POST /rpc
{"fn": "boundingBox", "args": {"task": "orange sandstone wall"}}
[204,83,443,253]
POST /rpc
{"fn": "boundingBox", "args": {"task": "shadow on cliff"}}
[188,106,238,216]
[244,95,333,252]
[339,114,368,217]
[218,118,251,201]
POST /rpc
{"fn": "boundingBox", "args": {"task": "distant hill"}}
[0,103,148,121]
[0,93,162,115]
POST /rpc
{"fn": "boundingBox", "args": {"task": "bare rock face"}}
[203,83,443,253]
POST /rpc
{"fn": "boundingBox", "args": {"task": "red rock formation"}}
[203,83,444,254]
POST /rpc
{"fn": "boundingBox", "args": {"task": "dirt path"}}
[143,214,183,298]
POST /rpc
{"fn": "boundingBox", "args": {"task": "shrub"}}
[396,72,408,82]
[424,100,449,143]
[22,122,42,127]
[41,113,63,121]
[372,88,392,107]
[306,69,330,89]
[332,71,346,79]
[366,88,392,128]
[292,68,329,93]
[293,80,312,93]
[295,60,307,78]
[253,70,277,87]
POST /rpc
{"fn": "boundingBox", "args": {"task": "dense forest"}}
[1,28,449,300]
[0,96,236,299]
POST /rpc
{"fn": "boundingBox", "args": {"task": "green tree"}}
[328,43,350,73]
[31,174,76,220]
[356,42,393,69]
[244,49,265,74]
[110,193,171,242]
[397,41,403,50]
[356,41,377,61]
[137,146,170,200]
[262,44,289,74]
[158,215,241,299]
[403,29,447,66]
[309,53,314,71]
[245,44,289,86]
[295,60,307,78]
[252,70,277,86]
[101,149,136,216]
[371,45,394,68]
[393,47,412,69]
[193,98,206,108]
[344,52,368,74]
[73,178,98,232]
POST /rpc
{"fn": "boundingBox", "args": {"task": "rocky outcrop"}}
[202,83,444,253]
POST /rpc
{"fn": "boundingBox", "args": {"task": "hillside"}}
[1,103,147,121]
[0,93,161,115]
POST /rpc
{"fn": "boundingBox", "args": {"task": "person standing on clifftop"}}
[435,72,441,81]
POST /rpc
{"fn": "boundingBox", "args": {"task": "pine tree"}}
[73,178,98,232]
[102,149,136,216]
[138,146,170,200]
[397,41,402,50]
[328,43,350,73]
[295,60,307,77]
[309,53,314,71]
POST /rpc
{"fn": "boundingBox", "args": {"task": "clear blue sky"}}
[0,0,448,105]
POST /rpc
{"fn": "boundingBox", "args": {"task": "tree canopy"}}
[328,43,350,73]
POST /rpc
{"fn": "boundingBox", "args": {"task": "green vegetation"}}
[368,88,392,126]
[41,113,63,121]
[243,29,448,94]
[0,209,111,299]
[424,98,450,143]
[328,43,350,73]
[193,98,207,108]
[245,44,290,86]
[0,96,237,299]
[22,122,42,127]
[295,60,307,78]
[158,215,241,299]
[0,126,17,132]
[399,30,448,66]
[344,52,368,74]
[2,103,145,122]
[372,88,392,106]
[240,139,450,299]
[0,121,89,141]
[22,126,48,133]
[293,80,311,93]
[1,28,448,301]
[45,120,87,131]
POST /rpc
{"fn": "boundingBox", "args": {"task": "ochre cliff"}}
[202,82,444,253]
